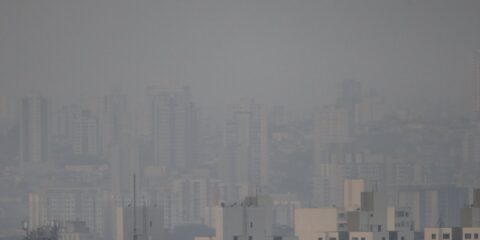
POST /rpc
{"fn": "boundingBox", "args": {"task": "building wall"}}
[295,208,344,240]
[151,87,197,169]
[272,194,301,228]
[216,197,272,240]
[424,228,462,240]
[117,206,165,240]
[170,178,208,227]
[349,232,374,240]
[224,100,268,188]
[461,208,480,228]
[345,180,366,211]
[20,96,50,163]
[387,207,413,232]
[28,188,114,239]
[461,228,480,240]
[395,186,468,230]
[72,110,99,156]
[313,231,342,240]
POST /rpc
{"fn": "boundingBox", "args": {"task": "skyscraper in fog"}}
[314,106,351,164]
[224,100,269,188]
[312,80,386,208]
[20,96,50,164]
[102,91,128,151]
[151,86,198,169]
[0,95,14,124]
[51,105,76,147]
[72,110,100,156]
[102,91,137,196]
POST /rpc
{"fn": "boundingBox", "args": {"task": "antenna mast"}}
[144,196,148,240]
[133,174,138,240]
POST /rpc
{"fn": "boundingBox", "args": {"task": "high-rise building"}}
[72,110,100,156]
[0,95,14,125]
[392,185,468,230]
[151,86,198,169]
[313,162,383,208]
[312,80,388,209]
[51,105,77,149]
[169,177,208,227]
[102,91,137,196]
[312,104,352,208]
[224,100,269,188]
[314,106,351,165]
[28,192,43,230]
[354,88,386,127]
[150,177,249,230]
[20,96,50,164]
[102,91,128,152]
[28,188,115,239]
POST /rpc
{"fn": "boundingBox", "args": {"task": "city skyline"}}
[1,0,480,239]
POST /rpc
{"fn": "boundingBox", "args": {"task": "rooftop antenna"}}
[438,216,444,240]
[133,174,138,240]
[143,196,148,240]
[437,216,444,228]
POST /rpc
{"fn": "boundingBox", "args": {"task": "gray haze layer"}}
[1,0,480,114]
[2,0,480,238]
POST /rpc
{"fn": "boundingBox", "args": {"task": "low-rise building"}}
[215,196,273,240]
[115,205,165,240]
[424,228,462,240]
[461,228,480,240]
[461,189,480,228]
[295,208,348,240]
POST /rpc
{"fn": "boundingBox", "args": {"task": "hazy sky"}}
[1,0,480,114]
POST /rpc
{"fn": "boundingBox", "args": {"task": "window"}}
[432,234,437,240]
[378,225,382,232]
[234,236,238,240]
[474,234,479,239]
[401,237,405,240]
[466,234,472,239]
[329,237,336,240]
[249,236,253,240]
[318,238,323,240]
[443,234,450,239]
[361,237,366,240]
[250,222,253,228]
[382,237,386,240]
[352,237,358,240]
